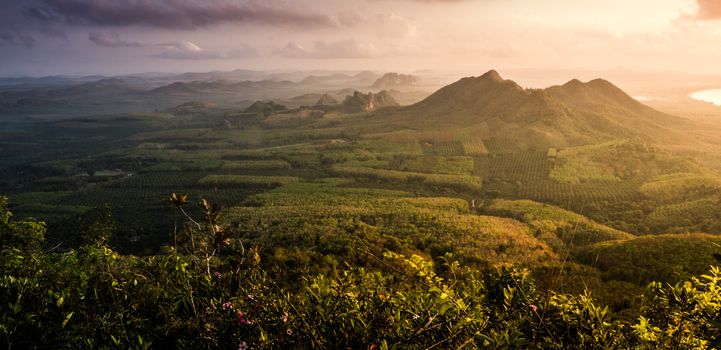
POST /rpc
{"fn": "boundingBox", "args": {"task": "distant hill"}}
[353,70,380,83]
[243,101,287,116]
[167,101,215,115]
[150,79,296,95]
[299,74,352,86]
[340,90,399,113]
[60,78,138,95]
[315,94,338,106]
[371,73,420,89]
[290,93,323,102]
[390,70,687,150]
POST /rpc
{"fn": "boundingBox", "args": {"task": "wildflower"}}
[237,311,250,325]
[530,304,538,312]
[222,302,233,310]
[247,294,255,301]
[214,271,222,279]
[412,314,420,320]
[238,341,248,350]
[282,312,289,323]
[286,328,293,336]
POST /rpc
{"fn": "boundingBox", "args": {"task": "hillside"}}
[386,70,687,150]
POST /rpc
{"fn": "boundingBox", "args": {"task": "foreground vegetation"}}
[2,196,721,349]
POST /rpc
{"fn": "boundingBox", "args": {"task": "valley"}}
[4,68,721,348]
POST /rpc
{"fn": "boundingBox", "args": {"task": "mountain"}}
[150,79,297,95]
[371,73,420,89]
[150,80,229,94]
[243,101,287,116]
[299,74,353,86]
[315,94,338,106]
[57,78,138,95]
[167,101,215,115]
[353,70,380,82]
[395,70,687,150]
[340,90,399,113]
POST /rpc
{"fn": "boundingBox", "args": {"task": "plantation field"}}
[398,155,474,175]
[332,165,483,192]
[225,179,556,270]
[198,175,300,187]
[4,98,721,264]
[220,160,292,171]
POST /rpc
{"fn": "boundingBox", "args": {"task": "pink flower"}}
[282,312,289,323]
[214,272,222,279]
[286,328,293,336]
[222,302,233,310]
[237,311,250,325]
[530,304,538,312]
[238,341,248,350]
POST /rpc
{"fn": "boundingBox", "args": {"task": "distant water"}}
[690,89,721,106]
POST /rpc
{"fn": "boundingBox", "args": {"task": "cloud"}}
[276,39,381,59]
[369,0,469,2]
[0,31,35,48]
[89,31,140,47]
[153,40,257,60]
[25,0,337,30]
[339,12,419,38]
[691,0,721,20]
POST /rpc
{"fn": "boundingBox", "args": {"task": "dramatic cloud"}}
[692,0,721,20]
[88,31,140,47]
[0,31,36,48]
[25,0,337,30]
[276,39,381,59]
[153,40,257,60]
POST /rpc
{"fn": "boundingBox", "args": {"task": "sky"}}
[1,0,721,76]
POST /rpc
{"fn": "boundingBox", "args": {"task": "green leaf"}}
[61,312,74,328]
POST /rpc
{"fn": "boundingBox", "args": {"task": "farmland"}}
[4,106,721,252]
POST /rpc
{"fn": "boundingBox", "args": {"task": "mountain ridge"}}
[380,70,687,150]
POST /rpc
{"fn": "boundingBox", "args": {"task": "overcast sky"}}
[1,0,720,76]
